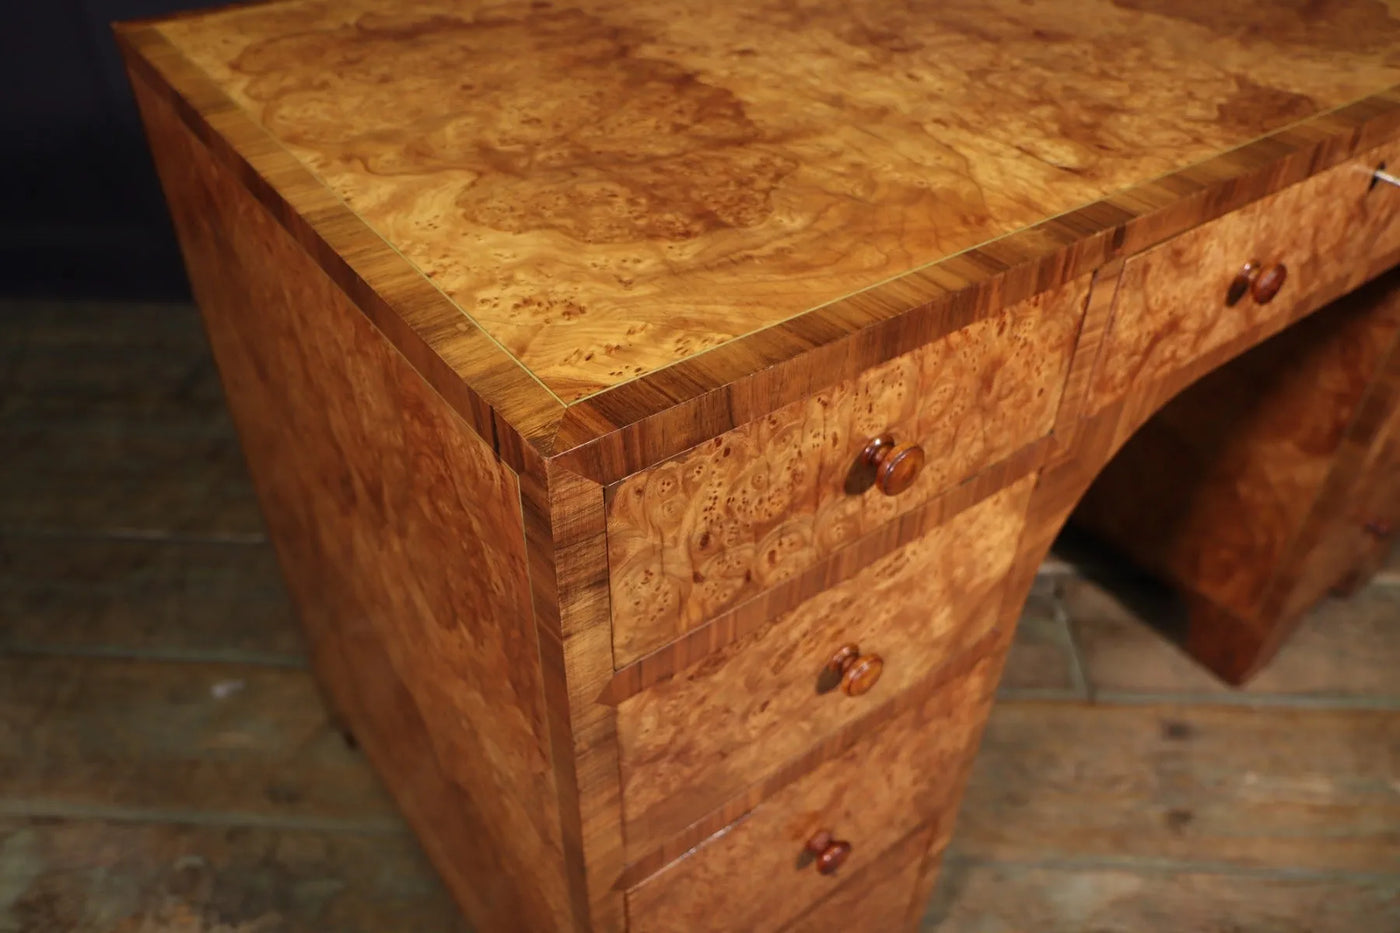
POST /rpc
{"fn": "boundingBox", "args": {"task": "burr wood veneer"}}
[119,1,1400,930]
[1075,270,1400,684]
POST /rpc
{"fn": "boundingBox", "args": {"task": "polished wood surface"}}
[1078,271,1400,682]
[128,71,574,932]
[118,9,1400,475]
[616,478,1031,861]
[1091,139,1400,410]
[7,298,1399,932]
[526,464,630,930]
[144,0,1400,403]
[1313,400,1400,600]
[1083,273,1400,618]
[599,440,1047,703]
[783,828,934,933]
[117,2,1400,930]
[605,279,1083,665]
[626,653,1000,933]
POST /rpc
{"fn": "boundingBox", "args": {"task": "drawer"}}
[1093,140,1400,405]
[607,276,1086,666]
[617,476,1033,859]
[626,651,1000,933]
[778,825,934,933]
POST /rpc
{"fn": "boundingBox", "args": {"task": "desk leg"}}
[1072,271,1400,684]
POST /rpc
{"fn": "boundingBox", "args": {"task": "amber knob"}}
[805,831,852,876]
[818,643,884,696]
[1225,260,1261,306]
[1252,263,1287,304]
[1226,260,1286,306]
[852,434,925,496]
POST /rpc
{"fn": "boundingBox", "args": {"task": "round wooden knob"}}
[1251,263,1287,304]
[1225,260,1262,306]
[805,831,852,876]
[819,643,884,696]
[876,442,924,495]
[846,434,926,496]
[1225,260,1287,306]
[842,654,884,696]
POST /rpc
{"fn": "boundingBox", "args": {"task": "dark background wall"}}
[2,1,230,300]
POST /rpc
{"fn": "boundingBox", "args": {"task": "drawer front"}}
[1093,141,1400,406]
[626,651,999,933]
[617,476,1033,859]
[607,276,1086,666]
[778,826,933,933]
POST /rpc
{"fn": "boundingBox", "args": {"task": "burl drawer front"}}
[626,652,999,933]
[617,476,1033,859]
[1094,142,1399,406]
[779,827,934,933]
[607,277,1086,666]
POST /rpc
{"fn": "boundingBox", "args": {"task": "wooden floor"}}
[1,299,1397,932]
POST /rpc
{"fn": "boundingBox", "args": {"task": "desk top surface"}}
[147,0,1400,405]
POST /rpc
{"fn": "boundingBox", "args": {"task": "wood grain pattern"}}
[606,280,1084,665]
[612,627,1003,896]
[625,652,1000,933]
[524,465,629,932]
[119,5,1400,485]
[0,535,300,661]
[148,0,1400,402]
[998,580,1081,696]
[129,76,573,933]
[1080,271,1400,619]
[617,477,1033,861]
[552,93,1400,476]
[1078,271,1400,683]
[955,700,1400,876]
[1053,259,1125,457]
[0,420,262,538]
[779,827,932,933]
[0,818,472,933]
[116,24,564,468]
[1063,574,1400,700]
[0,299,230,425]
[116,3,1400,929]
[601,436,1050,706]
[0,655,393,826]
[927,863,1400,932]
[1276,308,1400,622]
[1091,139,1400,409]
[0,300,265,537]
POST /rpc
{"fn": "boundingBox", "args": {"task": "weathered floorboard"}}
[1065,575,1400,701]
[0,536,300,663]
[954,700,1400,875]
[924,860,1400,933]
[0,818,469,933]
[0,657,394,828]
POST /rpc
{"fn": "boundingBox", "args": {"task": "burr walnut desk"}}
[118,2,1400,930]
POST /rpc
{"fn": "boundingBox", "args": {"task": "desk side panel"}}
[130,69,575,933]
